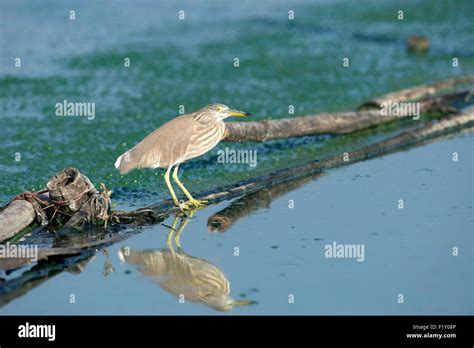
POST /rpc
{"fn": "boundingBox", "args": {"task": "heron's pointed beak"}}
[232,299,257,307]
[228,109,252,117]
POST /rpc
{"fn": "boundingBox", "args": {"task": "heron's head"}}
[204,103,252,120]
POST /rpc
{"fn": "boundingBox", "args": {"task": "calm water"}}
[0,0,473,314]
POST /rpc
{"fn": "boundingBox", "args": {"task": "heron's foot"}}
[173,199,191,212]
[185,198,207,209]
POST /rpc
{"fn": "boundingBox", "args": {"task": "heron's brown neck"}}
[193,111,226,123]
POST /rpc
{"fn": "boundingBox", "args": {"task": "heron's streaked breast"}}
[184,119,225,161]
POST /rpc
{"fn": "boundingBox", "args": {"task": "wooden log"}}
[0,168,110,242]
[47,167,96,213]
[222,87,472,142]
[359,75,474,109]
[0,200,36,242]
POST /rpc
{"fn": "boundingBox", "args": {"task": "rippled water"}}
[0,0,473,314]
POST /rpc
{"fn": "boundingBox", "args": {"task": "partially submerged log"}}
[360,75,474,109]
[223,78,473,142]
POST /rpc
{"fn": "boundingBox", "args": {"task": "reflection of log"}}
[0,250,96,308]
[207,173,325,233]
[223,77,473,142]
[0,272,55,308]
[0,246,86,272]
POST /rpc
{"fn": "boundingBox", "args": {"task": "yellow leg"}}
[165,165,189,211]
[172,165,207,209]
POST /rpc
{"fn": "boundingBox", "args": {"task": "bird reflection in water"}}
[118,212,255,311]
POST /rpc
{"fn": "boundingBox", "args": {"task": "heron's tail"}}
[114,151,135,174]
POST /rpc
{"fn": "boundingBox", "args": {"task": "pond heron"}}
[115,103,251,211]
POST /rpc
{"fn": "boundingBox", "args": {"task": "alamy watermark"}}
[55,99,95,120]
[217,147,258,168]
[18,322,55,341]
[324,241,365,262]
[0,242,38,262]
[380,101,420,120]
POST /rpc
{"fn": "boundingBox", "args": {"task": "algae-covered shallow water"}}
[0,0,473,314]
